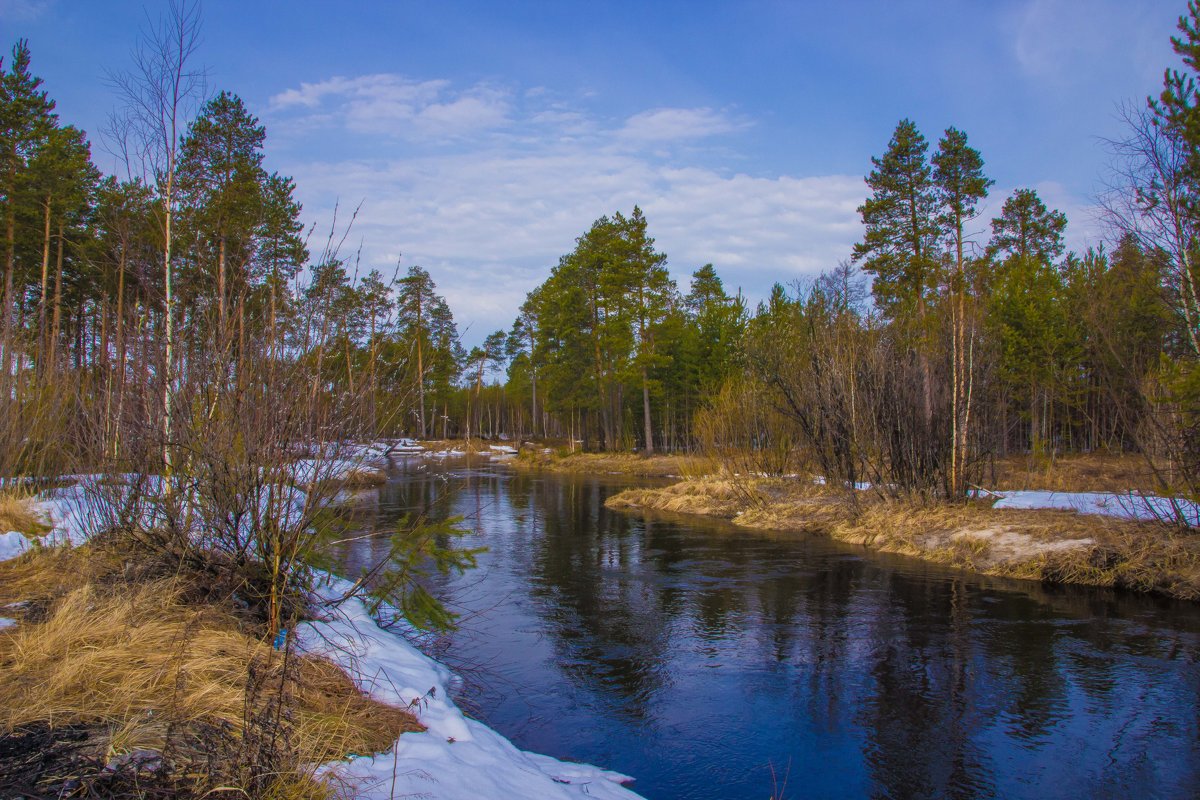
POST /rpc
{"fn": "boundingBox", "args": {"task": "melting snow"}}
[993,490,1200,526]
[299,576,644,800]
[0,530,32,561]
[0,480,646,799]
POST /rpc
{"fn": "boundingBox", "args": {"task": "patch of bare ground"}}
[607,478,1200,601]
[513,449,716,478]
[0,542,421,798]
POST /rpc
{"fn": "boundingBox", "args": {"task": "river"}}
[331,457,1200,800]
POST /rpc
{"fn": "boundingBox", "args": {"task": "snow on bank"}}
[1,482,645,799]
[993,490,1200,526]
[299,577,645,800]
[0,617,15,630]
[0,530,32,560]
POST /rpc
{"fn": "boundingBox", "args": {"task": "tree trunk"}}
[217,234,227,340]
[642,365,654,454]
[2,205,16,380]
[39,196,51,354]
[50,222,65,366]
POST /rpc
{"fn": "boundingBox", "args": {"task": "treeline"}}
[0,31,482,473]
[2,2,1198,513]
[0,4,479,642]
[493,11,1200,513]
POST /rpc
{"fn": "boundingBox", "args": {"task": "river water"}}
[331,457,1200,800]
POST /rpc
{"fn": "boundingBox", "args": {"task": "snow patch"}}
[0,530,33,561]
[299,576,644,800]
[993,490,1200,525]
[0,617,15,631]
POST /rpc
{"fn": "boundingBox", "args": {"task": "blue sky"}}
[0,0,1186,343]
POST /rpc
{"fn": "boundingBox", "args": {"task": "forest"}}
[0,6,1197,524]
[1,3,1200,799]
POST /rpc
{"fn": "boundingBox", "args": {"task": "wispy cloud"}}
[267,70,1098,342]
[0,0,51,21]
[269,74,510,138]
[618,107,751,142]
[1011,0,1169,85]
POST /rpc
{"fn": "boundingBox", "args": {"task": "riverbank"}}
[0,488,645,799]
[606,477,1200,600]
[512,449,715,478]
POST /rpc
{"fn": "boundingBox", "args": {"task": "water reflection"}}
[334,459,1200,800]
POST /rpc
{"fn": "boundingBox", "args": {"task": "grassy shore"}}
[511,448,716,478]
[606,476,1200,601]
[0,523,420,798]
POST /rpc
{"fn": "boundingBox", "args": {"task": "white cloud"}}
[268,70,1100,345]
[1011,0,1173,85]
[269,74,509,138]
[0,0,50,21]
[284,146,864,341]
[619,107,750,142]
[267,74,867,339]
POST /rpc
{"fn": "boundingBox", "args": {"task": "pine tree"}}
[853,119,942,430]
[176,91,269,342]
[616,206,673,453]
[852,119,940,322]
[932,127,992,495]
[0,39,55,373]
[987,189,1066,264]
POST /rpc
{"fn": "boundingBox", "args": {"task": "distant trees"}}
[507,207,746,451]
[2,0,1198,526]
[394,265,462,438]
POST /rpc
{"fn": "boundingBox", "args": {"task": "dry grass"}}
[605,478,751,517]
[0,545,421,797]
[988,452,1160,494]
[0,490,49,537]
[515,449,716,478]
[608,478,1200,601]
[336,467,389,488]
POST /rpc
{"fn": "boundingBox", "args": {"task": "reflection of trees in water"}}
[341,464,1200,799]
[857,573,996,798]
[525,476,668,720]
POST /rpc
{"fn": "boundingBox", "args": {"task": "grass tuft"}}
[0,545,422,797]
[0,491,50,537]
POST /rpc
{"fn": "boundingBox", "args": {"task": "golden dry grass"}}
[336,467,389,488]
[0,545,422,796]
[607,478,1200,601]
[515,449,716,478]
[988,452,1160,494]
[0,490,49,537]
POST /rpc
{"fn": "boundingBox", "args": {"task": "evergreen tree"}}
[0,39,55,368]
[395,265,461,437]
[176,91,269,341]
[684,263,744,395]
[615,206,673,453]
[932,126,992,494]
[987,189,1067,264]
[852,119,940,322]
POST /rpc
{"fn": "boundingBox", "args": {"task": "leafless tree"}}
[107,0,206,480]
[1102,102,1200,356]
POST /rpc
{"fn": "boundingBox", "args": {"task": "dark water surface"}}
[332,458,1200,800]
